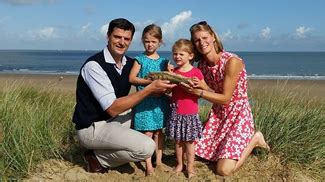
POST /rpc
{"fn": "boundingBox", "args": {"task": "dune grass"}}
[0,84,75,179]
[0,82,324,180]
[249,82,325,178]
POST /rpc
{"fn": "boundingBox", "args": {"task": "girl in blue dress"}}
[129,24,171,176]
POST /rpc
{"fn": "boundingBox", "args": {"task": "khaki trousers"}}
[77,110,155,168]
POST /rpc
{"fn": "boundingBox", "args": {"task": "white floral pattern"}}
[195,51,255,161]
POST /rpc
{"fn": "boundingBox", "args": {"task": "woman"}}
[182,21,270,176]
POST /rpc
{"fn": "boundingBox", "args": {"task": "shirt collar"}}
[103,46,127,66]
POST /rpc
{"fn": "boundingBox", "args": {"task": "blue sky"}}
[0,0,324,51]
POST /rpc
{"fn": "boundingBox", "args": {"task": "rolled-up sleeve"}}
[81,61,116,111]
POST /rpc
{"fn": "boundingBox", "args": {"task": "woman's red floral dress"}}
[195,51,255,161]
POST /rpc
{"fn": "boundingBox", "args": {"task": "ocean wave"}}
[0,69,79,75]
[248,75,325,80]
[0,69,324,80]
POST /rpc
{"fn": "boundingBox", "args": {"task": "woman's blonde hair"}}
[190,21,223,56]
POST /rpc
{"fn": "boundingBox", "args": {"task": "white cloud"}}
[260,27,271,40]
[294,26,312,38]
[133,20,154,31]
[0,0,57,5]
[28,27,57,40]
[221,30,234,41]
[100,23,109,37]
[161,10,192,39]
[98,11,192,50]
[80,23,91,34]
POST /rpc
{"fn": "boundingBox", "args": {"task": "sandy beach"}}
[1,73,325,99]
[0,73,78,94]
[1,73,324,181]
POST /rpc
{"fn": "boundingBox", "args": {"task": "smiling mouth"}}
[116,45,126,50]
[200,44,208,49]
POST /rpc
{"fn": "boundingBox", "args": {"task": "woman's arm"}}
[182,57,243,105]
[129,60,152,86]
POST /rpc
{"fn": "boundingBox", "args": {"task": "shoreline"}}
[1,73,324,99]
[1,72,325,80]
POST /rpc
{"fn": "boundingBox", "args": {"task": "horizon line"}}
[0,49,324,53]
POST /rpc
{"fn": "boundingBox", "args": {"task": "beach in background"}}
[1,50,324,96]
[0,50,324,80]
[1,73,324,100]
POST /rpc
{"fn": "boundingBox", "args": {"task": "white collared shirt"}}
[81,47,128,111]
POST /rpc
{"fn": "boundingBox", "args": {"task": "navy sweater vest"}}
[72,50,134,129]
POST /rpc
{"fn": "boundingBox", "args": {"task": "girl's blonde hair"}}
[142,24,163,42]
[189,21,223,56]
[172,39,196,63]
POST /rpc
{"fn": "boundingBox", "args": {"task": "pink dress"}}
[195,51,255,161]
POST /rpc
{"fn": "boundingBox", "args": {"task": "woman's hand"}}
[190,77,209,90]
[179,82,202,96]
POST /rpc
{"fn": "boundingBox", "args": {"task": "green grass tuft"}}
[0,85,75,179]
[249,83,325,178]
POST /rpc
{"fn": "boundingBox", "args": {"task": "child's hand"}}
[167,63,174,72]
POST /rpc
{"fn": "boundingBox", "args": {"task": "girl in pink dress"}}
[166,39,204,178]
[181,21,270,176]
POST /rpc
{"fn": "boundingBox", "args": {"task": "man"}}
[72,18,175,173]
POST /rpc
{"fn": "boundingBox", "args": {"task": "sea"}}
[0,50,324,80]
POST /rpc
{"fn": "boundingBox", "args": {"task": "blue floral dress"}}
[133,53,170,131]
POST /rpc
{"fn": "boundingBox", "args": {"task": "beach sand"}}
[0,73,78,93]
[1,73,325,99]
[1,73,323,181]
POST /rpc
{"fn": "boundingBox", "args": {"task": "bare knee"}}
[216,160,236,176]
[217,166,234,176]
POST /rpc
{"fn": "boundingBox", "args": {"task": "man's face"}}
[107,28,133,57]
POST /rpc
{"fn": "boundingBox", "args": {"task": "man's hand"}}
[146,80,177,94]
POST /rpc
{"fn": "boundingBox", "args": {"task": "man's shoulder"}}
[125,55,135,65]
[87,50,104,61]
[125,55,134,61]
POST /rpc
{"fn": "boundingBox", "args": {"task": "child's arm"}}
[129,60,152,86]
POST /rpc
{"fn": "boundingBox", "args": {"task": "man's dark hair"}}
[107,18,135,37]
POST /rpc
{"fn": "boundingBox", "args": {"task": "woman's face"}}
[192,30,216,55]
